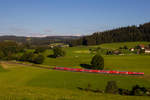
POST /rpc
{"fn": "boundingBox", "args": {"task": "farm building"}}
[145,49,150,54]
[139,44,145,50]
[130,48,135,51]
[113,50,121,55]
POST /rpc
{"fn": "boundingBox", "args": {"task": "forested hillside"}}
[70,22,150,46]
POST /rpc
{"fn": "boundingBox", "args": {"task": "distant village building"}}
[145,49,150,54]
[139,44,145,50]
[130,48,135,51]
[113,50,121,55]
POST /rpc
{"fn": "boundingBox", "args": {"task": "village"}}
[92,44,150,55]
[106,44,150,55]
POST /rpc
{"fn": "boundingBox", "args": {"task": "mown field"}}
[0,42,150,100]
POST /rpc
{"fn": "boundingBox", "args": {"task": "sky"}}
[0,0,150,37]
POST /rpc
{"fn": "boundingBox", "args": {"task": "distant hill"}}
[70,22,150,46]
[0,35,80,45]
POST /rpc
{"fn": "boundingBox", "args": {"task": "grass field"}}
[0,42,150,100]
[96,41,150,49]
[0,62,150,100]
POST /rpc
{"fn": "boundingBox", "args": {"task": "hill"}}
[0,35,80,45]
[0,42,150,99]
[0,61,150,100]
[71,22,150,46]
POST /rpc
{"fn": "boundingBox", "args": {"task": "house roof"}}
[145,49,150,51]
[139,44,145,48]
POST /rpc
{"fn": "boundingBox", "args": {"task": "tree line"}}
[0,41,45,64]
[0,35,79,46]
[78,81,150,96]
[70,22,150,46]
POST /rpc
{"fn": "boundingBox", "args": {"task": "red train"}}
[53,67,144,75]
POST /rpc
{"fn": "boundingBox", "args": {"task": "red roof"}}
[139,44,145,48]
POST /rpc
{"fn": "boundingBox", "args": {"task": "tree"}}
[105,81,118,94]
[131,85,146,96]
[19,52,34,62]
[70,22,150,46]
[0,50,5,60]
[148,44,150,48]
[123,45,128,49]
[135,45,141,49]
[91,54,104,70]
[53,47,66,58]
[32,54,45,64]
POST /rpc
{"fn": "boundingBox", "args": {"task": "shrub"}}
[91,54,104,70]
[53,47,66,58]
[0,50,5,60]
[123,45,128,49]
[119,47,123,49]
[106,50,113,55]
[135,45,141,49]
[32,54,45,64]
[105,81,118,94]
[118,88,131,95]
[131,85,147,96]
[19,52,34,62]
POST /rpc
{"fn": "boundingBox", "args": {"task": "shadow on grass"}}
[47,55,56,58]
[80,64,92,69]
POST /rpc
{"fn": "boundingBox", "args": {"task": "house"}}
[139,44,145,50]
[130,48,135,51]
[145,49,150,54]
[113,50,121,55]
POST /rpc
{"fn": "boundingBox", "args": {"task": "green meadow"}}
[0,42,150,100]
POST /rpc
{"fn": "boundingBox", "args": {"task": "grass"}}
[0,42,150,100]
[41,42,150,75]
[0,65,6,72]
[0,62,150,100]
[97,41,150,49]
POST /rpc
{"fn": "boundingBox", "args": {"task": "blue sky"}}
[0,0,150,36]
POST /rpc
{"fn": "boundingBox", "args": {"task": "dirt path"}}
[0,61,52,70]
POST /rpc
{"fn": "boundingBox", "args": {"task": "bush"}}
[106,50,113,55]
[19,52,45,64]
[53,47,66,58]
[91,54,104,70]
[135,45,141,49]
[131,85,147,96]
[19,52,34,62]
[119,47,123,49]
[123,45,128,49]
[0,50,5,60]
[32,54,45,64]
[118,88,131,95]
[105,81,118,94]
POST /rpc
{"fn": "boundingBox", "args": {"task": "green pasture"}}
[98,41,150,49]
[40,42,150,75]
[0,42,150,100]
[0,63,150,100]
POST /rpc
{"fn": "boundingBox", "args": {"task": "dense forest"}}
[70,22,150,46]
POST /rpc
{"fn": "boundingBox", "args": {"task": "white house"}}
[130,48,135,51]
